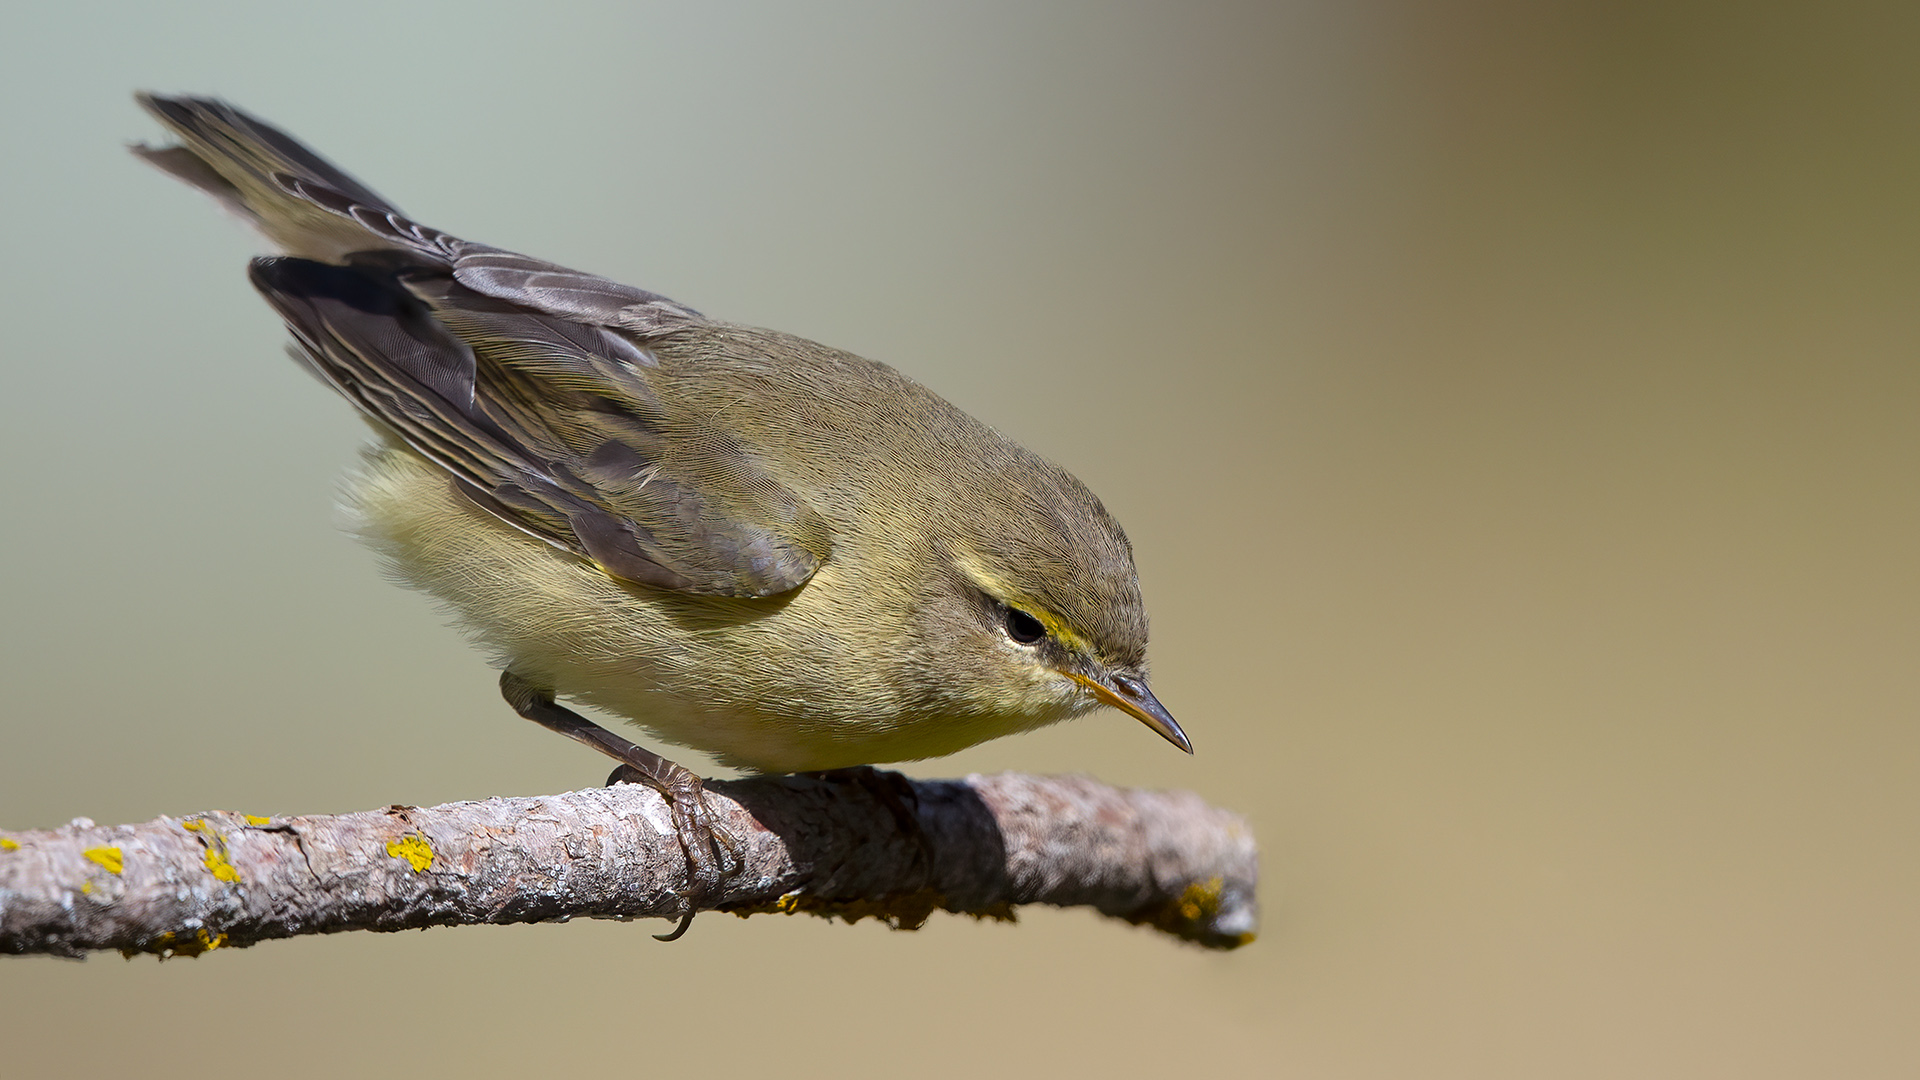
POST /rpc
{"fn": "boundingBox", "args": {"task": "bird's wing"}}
[252,256,829,597]
[136,94,827,597]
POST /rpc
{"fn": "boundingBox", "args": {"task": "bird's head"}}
[901,448,1189,755]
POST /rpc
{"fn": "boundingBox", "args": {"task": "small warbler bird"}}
[133,94,1189,922]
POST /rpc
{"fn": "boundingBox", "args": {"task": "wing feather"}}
[141,93,828,597]
[249,257,826,598]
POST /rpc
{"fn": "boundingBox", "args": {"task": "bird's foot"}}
[607,763,741,941]
[499,670,742,940]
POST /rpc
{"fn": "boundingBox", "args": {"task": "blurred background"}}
[2,2,1915,1076]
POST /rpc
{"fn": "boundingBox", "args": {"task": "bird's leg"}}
[499,671,738,940]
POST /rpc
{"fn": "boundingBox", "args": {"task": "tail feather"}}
[134,92,700,332]
[134,93,398,212]
[133,93,416,260]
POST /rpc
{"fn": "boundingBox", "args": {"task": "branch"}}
[1,772,1257,957]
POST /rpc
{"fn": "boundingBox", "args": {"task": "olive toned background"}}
[2,2,1914,1076]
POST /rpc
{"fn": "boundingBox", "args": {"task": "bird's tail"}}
[132,93,447,262]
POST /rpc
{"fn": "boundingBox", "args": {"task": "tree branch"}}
[0,772,1257,957]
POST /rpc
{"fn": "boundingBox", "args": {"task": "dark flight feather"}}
[133,88,832,599]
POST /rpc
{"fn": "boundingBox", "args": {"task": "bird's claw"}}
[607,764,742,939]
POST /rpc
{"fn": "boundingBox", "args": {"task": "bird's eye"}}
[1004,606,1047,645]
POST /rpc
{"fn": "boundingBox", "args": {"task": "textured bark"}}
[0,772,1257,958]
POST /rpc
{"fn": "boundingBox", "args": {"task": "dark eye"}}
[1004,606,1047,645]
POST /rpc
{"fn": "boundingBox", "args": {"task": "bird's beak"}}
[1070,671,1193,754]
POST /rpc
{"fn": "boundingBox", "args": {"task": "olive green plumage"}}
[134,92,1187,777]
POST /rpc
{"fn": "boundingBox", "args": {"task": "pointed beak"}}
[1069,671,1193,754]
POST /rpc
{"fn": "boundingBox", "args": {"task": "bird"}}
[132,93,1190,933]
